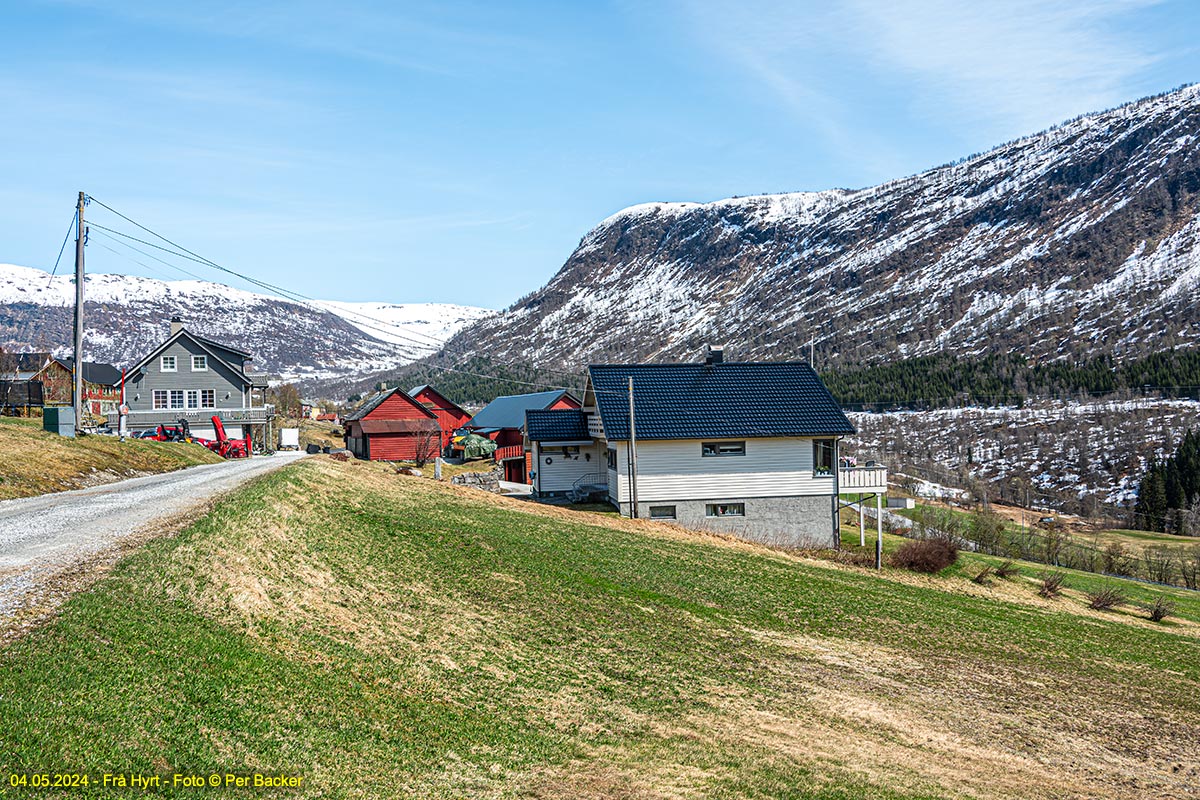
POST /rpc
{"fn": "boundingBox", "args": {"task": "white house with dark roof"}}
[117,316,272,442]
[526,348,887,548]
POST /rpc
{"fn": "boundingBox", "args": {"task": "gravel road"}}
[0,452,306,622]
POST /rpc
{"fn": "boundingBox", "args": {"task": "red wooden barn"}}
[343,388,442,462]
[408,384,471,449]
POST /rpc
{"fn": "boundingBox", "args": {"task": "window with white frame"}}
[813,439,835,476]
[191,355,207,371]
[160,355,177,372]
[153,390,168,410]
[201,389,215,408]
[706,503,745,517]
[169,390,185,409]
[702,441,745,457]
[186,390,199,409]
[607,448,617,470]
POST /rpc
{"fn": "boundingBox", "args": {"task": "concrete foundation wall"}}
[619,494,834,548]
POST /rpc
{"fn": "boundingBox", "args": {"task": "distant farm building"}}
[409,384,471,450]
[344,388,441,462]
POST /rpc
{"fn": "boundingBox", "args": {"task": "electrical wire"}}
[83,198,596,378]
[45,211,77,288]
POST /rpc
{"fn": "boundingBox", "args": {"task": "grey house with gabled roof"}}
[526,349,885,547]
[117,317,272,442]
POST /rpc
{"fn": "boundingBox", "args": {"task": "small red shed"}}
[408,384,472,450]
[343,388,441,462]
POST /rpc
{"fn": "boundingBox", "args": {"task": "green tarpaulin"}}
[459,433,498,461]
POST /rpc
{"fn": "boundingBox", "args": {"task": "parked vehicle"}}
[136,419,214,449]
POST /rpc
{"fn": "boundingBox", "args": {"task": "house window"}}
[706,503,745,518]
[160,355,177,372]
[813,439,835,476]
[201,390,215,408]
[649,506,676,520]
[152,390,168,410]
[169,390,185,409]
[702,441,745,457]
[191,355,207,371]
[186,390,199,409]
[607,448,617,470]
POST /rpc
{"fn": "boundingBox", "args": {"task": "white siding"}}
[610,438,834,503]
[534,442,607,494]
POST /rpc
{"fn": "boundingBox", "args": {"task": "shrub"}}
[1038,572,1066,598]
[1147,595,1176,622]
[889,538,959,573]
[1087,587,1127,611]
[970,566,994,585]
[993,559,1020,579]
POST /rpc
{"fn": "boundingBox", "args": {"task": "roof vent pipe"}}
[705,345,724,366]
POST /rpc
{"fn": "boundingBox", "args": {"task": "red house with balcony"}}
[465,389,580,482]
[408,384,471,450]
[343,387,442,462]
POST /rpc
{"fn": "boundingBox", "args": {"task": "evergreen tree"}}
[1134,462,1169,532]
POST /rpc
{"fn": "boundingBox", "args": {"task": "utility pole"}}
[627,376,639,518]
[72,191,85,433]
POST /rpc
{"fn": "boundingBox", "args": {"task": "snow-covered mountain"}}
[438,84,1200,370]
[0,263,492,383]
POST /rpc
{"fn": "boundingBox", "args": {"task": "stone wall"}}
[452,468,502,493]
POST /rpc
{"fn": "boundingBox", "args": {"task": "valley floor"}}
[3,458,1198,798]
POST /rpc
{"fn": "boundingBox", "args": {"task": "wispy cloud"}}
[844,0,1164,133]
[47,0,544,76]
[674,0,1166,176]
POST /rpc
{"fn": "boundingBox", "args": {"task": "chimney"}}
[170,316,184,337]
[705,345,725,366]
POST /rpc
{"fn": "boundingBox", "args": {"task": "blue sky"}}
[1,0,1196,308]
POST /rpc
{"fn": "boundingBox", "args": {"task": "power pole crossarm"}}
[72,191,85,433]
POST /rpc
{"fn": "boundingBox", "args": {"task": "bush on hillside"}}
[1147,595,1176,622]
[970,565,994,584]
[1087,586,1127,611]
[889,538,958,573]
[993,559,1020,579]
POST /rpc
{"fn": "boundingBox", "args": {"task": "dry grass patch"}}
[0,415,221,500]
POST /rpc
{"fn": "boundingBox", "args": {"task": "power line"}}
[83,197,598,382]
[46,211,77,287]
[88,228,208,281]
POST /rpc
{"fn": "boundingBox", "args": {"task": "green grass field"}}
[0,415,222,500]
[3,459,1198,798]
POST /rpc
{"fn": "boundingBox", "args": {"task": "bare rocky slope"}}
[435,84,1200,372]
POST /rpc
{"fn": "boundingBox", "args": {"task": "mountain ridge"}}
[0,263,492,385]
[428,83,1200,373]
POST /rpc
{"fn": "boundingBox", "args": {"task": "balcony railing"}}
[494,445,525,462]
[586,413,604,439]
[839,465,888,493]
